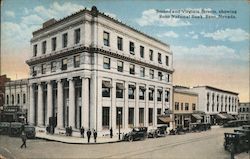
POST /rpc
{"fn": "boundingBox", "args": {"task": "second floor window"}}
[32,66,37,76]
[42,64,46,74]
[158,72,163,81]
[42,41,46,54]
[185,103,189,111]
[140,67,145,77]
[128,85,136,99]
[51,61,57,72]
[62,33,68,48]
[139,86,146,100]
[33,44,37,56]
[102,81,112,97]
[165,90,169,102]
[166,74,170,82]
[148,88,154,101]
[192,104,196,110]
[52,37,56,51]
[130,64,135,75]
[61,58,67,70]
[158,53,162,64]
[75,28,80,44]
[116,83,124,98]
[74,55,80,68]
[129,41,135,54]
[103,57,110,69]
[149,69,154,79]
[140,46,144,58]
[149,49,153,61]
[117,36,123,50]
[175,102,179,110]
[117,61,123,72]
[157,89,162,101]
[103,31,110,46]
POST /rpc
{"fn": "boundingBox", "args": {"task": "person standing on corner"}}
[20,131,27,148]
[110,127,113,138]
[80,126,85,138]
[93,130,97,143]
[87,129,91,143]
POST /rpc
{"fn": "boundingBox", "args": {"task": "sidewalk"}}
[35,131,121,144]
[235,152,250,159]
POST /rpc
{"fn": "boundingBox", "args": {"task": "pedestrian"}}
[87,129,91,143]
[20,131,27,148]
[110,127,113,138]
[80,126,85,138]
[93,130,97,143]
[69,126,72,136]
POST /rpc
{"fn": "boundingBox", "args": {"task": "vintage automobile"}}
[123,127,148,142]
[24,125,36,139]
[0,122,10,135]
[223,120,249,128]
[148,125,167,138]
[242,125,250,130]
[9,122,23,137]
[224,132,249,153]
[148,128,159,138]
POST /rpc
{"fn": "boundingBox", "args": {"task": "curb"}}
[35,136,122,145]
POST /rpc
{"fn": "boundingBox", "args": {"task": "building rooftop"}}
[32,6,169,48]
[192,85,239,95]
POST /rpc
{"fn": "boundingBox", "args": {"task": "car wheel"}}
[128,136,133,142]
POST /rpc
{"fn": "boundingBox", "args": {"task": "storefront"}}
[0,106,27,123]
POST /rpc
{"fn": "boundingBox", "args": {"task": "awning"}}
[116,83,125,90]
[158,116,173,123]
[149,87,154,91]
[139,86,146,91]
[157,89,163,93]
[129,85,136,89]
[216,113,227,119]
[192,114,203,120]
[224,114,235,120]
[102,81,112,88]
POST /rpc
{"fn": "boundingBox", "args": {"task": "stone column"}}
[37,83,44,126]
[29,84,35,125]
[46,81,53,125]
[111,79,116,130]
[154,87,158,127]
[68,78,75,128]
[81,77,89,129]
[135,83,139,127]
[124,81,128,129]
[89,73,97,130]
[145,85,149,127]
[57,80,64,129]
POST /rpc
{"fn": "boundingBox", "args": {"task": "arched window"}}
[6,95,9,105]
[23,94,26,104]
[11,95,14,104]
[17,94,20,104]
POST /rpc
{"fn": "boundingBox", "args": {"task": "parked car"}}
[123,127,148,142]
[224,132,249,153]
[223,120,249,128]
[0,122,10,135]
[9,122,22,137]
[24,125,36,139]
[242,125,250,130]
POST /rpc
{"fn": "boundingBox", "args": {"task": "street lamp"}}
[118,110,121,140]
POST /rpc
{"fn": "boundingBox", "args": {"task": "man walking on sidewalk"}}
[87,129,91,143]
[93,130,97,143]
[20,131,27,148]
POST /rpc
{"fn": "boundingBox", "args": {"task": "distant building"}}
[25,6,174,136]
[190,86,239,124]
[238,102,250,120]
[2,79,29,122]
[0,75,11,106]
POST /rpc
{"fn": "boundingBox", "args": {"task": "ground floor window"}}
[157,108,161,115]
[102,107,110,129]
[116,107,123,128]
[139,108,144,126]
[128,108,134,128]
[148,108,153,126]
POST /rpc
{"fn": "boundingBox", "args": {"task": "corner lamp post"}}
[118,110,121,140]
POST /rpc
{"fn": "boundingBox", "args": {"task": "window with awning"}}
[116,83,124,98]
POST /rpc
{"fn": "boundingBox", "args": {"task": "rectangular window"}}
[52,37,56,51]
[74,55,80,68]
[116,107,123,128]
[148,108,153,126]
[103,31,110,46]
[32,66,37,77]
[165,90,169,102]
[165,56,169,66]
[74,28,80,44]
[157,89,162,101]
[129,41,135,54]
[102,107,110,129]
[103,57,111,69]
[175,102,179,110]
[149,69,154,79]
[140,67,145,77]
[185,103,189,111]
[61,58,67,70]
[158,53,162,64]
[116,83,124,98]
[62,33,68,48]
[42,64,46,74]
[128,84,135,99]
[23,94,26,104]
[166,74,170,82]
[33,44,37,56]
[117,61,123,72]
[117,36,123,51]
[157,108,161,115]
[148,88,154,101]
[139,86,146,100]
[181,103,183,110]
[140,46,144,58]
[102,81,112,97]
[42,41,46,54]
[149,49,153,61]
[128,108,134,128]
[129,64,135,75]
[192,104,196,111]
[139,108,144,126]
[158,72,163,81]
[51,61,57,72]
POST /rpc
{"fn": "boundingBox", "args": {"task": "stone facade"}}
[26,7,174,136]
[238,102,250,120]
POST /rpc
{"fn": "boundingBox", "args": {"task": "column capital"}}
[80,75,90,79]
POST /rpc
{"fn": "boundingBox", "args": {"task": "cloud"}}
[201,28,250,42]
[5,11,15,18]
[136,9,191,27]
[157,31,179,38]
[191,35,198,39]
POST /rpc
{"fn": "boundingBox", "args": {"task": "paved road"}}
[0,127,234,159]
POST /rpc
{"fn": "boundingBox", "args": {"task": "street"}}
[0,127,234,159]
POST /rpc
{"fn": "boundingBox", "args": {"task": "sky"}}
[1,0,249,102]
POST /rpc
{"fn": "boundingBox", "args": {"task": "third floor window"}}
[158,53,162,64]
[149,49,153,61]
[140,46,144,58]
[103,31,110,46]
[42,41,46,54]
[42,64,46,74]
[117,61,123,72]
[130,64,135,75]
[61,58,68,70]
[103,57,110,69]
[51,61,57,72]
[62,33,68,48]
[52,37,56,51]
[74,28,80,44]
[166,56,169,66]
[74,55,80,68]
[117,36,123,50]
[129,41,135,54]
[33,44,37,57]
[140,67,145,77]
[149,69,154,79]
